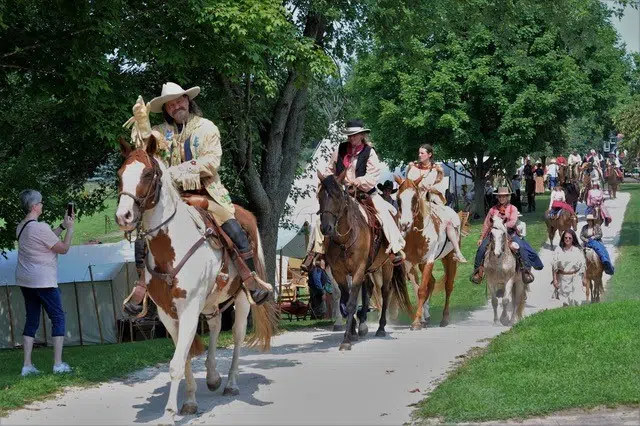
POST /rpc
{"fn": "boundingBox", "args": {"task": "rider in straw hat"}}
[470,187,543,285]
[124,83,272,313]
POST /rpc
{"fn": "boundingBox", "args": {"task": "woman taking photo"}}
[15,190,74,376]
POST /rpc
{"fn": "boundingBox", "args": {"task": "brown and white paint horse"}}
[115,137,277,425]
[394,175,459,329]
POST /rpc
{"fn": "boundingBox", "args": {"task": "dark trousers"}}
[527,192,536,212]
[474,234,543,271]
[21,287,65,338]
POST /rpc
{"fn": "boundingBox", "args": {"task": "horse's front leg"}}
[375,269,390,337]
[224,291,251,396]
[326,268,345,331]
[412,261,435,330]
[357,275,371,337]
[205,306,223,392]
[340,275,361,351]
[501,277,514,326]
[159,303,202,425]
[491,289,500,326]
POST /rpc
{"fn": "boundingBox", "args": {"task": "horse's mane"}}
[152,153,182,206]
[321,175,368,236]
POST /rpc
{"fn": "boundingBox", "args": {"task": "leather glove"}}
[132,95,152,138]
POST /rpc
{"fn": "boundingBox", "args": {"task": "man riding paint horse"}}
[301,119,405,272]
[470,187,543,285]
[123,82,271,314]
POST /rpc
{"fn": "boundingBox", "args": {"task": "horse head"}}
[395,174,423,234]
[115,135,163,231]
[489,215,508,257]
[316,170,348,237]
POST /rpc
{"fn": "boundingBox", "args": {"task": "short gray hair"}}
[20,190,42,214]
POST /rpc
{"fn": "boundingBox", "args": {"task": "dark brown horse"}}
[317,172,412,350]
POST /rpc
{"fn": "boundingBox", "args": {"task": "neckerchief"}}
[343,143,366,169]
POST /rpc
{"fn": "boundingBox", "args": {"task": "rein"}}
[318,189,357,251]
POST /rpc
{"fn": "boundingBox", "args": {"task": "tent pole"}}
[278,250,283,303]
[89,265,104,344]
[109,272,118,338]
[5,285,15,348]
[73,281,84,346]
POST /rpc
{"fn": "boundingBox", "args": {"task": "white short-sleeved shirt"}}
[15,220,60,288]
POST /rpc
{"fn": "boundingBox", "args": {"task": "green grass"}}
[416,300,640,423]
[71,197,124,245]
[416,193,550,324]
[606,183,640,301]
[0,316,331,416]
[415,186,640,423]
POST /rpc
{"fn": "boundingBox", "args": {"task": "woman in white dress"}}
[406,144,467,263]
[552,229,586,307]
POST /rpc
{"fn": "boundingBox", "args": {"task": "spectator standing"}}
[15,190,74,376]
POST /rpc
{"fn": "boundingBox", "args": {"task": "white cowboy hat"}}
[586,213,596,220]
[550,158,556,163]
[149,82,201,113]
[493,186,512,195]
[341,119,371,136]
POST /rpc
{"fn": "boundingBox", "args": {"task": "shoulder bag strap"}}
[17,220,36,242]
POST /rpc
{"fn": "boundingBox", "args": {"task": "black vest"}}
[335,142,372,178]
[335,143,375,195]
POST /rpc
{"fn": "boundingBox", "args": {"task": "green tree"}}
[1,0,360,282]
[0,0,142,252]
[348,0,628,217]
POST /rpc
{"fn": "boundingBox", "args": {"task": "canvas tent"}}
[0,240,137,349]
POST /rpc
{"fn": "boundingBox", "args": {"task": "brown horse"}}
[545,209,577,248]
[558,164,568,185]
[605,164,620,199]
[584,247,604,302]
[395,175,462,329]
[317,172,412,350]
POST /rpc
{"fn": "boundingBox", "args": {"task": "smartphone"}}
[66,202,74,217]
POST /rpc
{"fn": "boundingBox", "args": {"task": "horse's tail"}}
[247,230,279,352]
[390,262,414,317]
[516,282,529,320]
[233,205,279,352]
[189,335,206,358]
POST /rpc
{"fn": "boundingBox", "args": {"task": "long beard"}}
[173,109,189,123]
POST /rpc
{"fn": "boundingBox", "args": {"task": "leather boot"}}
[522,268,534,284]
[123,239,147,316]
[470,265,484,284]
[221,219,273,305]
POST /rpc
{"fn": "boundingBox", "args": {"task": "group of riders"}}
[123,82,617,315]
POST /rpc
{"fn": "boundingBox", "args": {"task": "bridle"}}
[317,183,356,249]
[118,151,177,240]
[397,179,426,233]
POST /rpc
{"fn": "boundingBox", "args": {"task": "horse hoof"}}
[500,317,510,326]
[439,319,449,327]
[358,324,369,337]
[339,343,352,351]
[494,320,501,327]
[375,329,386,337]
[423,317,431,326]
[179,402,198,415]
[410,322,422,331]
[223,387,240,396]
[333,324,344,332]
[206,375,222,392]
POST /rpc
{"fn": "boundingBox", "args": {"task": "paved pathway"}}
[2,194,630,426]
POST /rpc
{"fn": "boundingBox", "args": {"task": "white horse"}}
[115,137,277,425]
[484,217,527,326]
